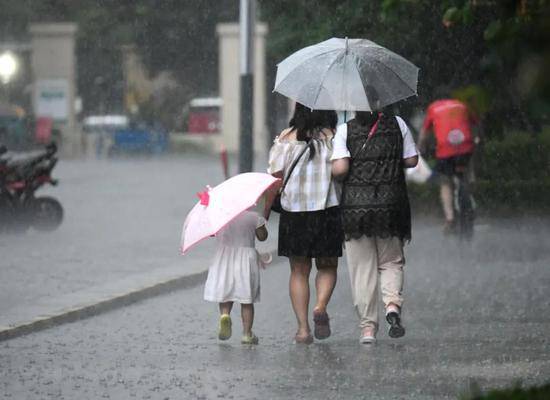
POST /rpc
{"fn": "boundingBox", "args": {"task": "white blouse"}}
[331,116,418,160]
[268,135,340,212]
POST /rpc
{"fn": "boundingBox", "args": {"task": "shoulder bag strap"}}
[280,143,310,193]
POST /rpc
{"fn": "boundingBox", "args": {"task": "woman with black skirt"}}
[268,103,343,344]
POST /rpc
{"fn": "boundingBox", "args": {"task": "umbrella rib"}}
[311,52,345,109]
[274,48,339,91]
[276,46,337,67]
[365,56,418,93]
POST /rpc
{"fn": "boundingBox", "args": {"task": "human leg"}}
[440,175,455,224]
[240,303,259,344]
[289,256,313,342]
[312,257,338,339]
[345,236,379,332]
[313,258,338,312]
[376,237,406,338]
[219,302,233,315]
[377,237,404,309]
[241,303,254,336]
[435,158,456,231]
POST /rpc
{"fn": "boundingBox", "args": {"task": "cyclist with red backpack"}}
[419,97,477,234]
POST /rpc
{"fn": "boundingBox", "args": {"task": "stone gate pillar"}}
[216,23,268,159]
[30,23,79,157]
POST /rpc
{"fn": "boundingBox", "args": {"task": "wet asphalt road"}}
[0,156,225,324]
[2,218,550,399]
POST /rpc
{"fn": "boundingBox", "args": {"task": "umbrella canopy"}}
[180,172,280,254]
[274,37,419,111]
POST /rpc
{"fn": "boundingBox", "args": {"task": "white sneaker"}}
[359,327,376,344]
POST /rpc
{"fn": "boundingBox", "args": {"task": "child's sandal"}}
[241,333,259,345]
[218,314,232,340]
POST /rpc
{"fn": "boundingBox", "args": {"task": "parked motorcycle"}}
[0,143,63,233]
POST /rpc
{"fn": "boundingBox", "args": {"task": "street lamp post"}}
[0,51,18,102]
[239,0,256,173]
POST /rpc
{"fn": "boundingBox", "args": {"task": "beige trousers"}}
[345,236,405,330]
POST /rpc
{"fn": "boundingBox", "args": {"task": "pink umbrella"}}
[180,172,281,254]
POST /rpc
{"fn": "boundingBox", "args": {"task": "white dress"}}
[203,211,266,304]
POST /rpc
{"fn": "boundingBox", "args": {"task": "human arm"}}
[332,158,350,178]
[396,116,419,168]
[265,132,289,219]
[267,128,293,177]
[468,106,481,145]
[261,183,280,219]
[255,215,268,241]
[330,123,351,179]
[403,155,419,168]
[417,128,429,155]
[418,108,433,155]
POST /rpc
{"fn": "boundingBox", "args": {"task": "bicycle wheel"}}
[457,180,475,241]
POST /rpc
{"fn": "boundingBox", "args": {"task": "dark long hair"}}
[288,103,337,160]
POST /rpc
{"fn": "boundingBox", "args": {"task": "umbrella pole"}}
[220,145,229,179]
[239,0,256,173]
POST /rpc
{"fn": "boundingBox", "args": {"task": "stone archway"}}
[216,23,268,159]
[29,23,79,157]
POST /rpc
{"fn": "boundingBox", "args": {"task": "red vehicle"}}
[0,143,63,233]
[187,97,222,134]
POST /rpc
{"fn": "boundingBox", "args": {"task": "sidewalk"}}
[0,155,277,339]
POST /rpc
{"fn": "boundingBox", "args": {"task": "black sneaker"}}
[386,312,405,338]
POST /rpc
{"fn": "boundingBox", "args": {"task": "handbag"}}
[271,144,310,213]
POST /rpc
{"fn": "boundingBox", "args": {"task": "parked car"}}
[187,97,222,134]
[83,115,129,157]
[109,122,168,155]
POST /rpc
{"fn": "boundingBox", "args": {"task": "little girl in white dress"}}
[203,210,268,344]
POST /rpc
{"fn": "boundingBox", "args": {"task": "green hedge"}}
[464,383,550,400]
[408,179,550,215]
[478,128,550,182]
[408,128,550,215]
[474,179,550,211]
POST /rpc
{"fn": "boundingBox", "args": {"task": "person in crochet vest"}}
[332,106,418,344]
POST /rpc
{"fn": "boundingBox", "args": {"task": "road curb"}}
[0,270,208,342]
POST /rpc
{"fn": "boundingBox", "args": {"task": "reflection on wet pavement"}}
[1,217,550,399]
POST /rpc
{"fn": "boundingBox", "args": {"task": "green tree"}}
[260,0,550,136]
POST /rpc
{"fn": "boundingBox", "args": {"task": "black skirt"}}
[278,206,343,258]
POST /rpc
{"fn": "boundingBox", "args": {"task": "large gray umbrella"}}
[274,37,419,111]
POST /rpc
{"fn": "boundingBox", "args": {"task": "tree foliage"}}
[260,0,550,136]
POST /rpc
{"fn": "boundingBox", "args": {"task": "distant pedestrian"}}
[419,95,477,234]
[268,103,343,344]
[203,210,268,345]
[331,103,418,344]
